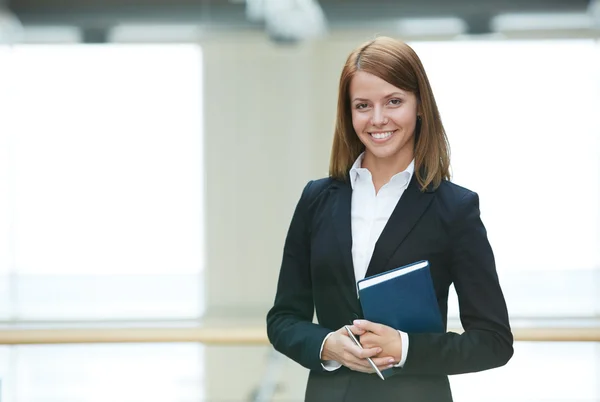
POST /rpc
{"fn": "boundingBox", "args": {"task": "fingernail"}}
[377,348,382,354]
[353,320,363,326]
[387,364,394,369]
[388,358,395,364]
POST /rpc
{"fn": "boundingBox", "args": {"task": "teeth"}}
[371,131,393,139]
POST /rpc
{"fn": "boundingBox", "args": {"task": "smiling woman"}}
[348,72,420,191]
[266,36,513,402]
[329,37,450,195]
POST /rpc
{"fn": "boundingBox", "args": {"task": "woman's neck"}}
[362,151,413,193]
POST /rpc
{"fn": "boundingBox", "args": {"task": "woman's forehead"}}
[349,72,412,98]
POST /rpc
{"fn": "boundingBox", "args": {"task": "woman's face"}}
[349,71,419,164]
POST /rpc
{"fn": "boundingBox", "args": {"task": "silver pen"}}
[344,325,385,380]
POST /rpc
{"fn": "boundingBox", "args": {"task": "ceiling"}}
[4,0,598,42]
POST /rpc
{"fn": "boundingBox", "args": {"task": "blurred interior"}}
[0,0,599,401]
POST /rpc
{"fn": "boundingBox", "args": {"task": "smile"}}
[369,130,396,142]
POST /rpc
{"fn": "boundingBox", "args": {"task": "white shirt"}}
[321,152,413,371]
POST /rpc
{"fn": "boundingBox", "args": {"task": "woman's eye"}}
[389,98,402,105]
[355,103,368,109]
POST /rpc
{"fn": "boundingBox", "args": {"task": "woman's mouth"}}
[369,130,396,143]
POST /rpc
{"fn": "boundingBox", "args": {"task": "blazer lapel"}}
[330,181,362,308]
[364,176,435,278]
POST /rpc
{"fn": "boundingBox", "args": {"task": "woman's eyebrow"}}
[352,92,405,102]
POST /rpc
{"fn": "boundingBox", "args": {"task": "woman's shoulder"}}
[301,176,339,202]
[435,179,479,206]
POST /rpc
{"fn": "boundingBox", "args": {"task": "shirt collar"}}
[349,152,415,190]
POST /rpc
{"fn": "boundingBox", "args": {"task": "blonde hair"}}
[329,37,450,191]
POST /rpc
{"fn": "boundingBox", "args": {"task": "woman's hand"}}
[352,320,403,365]
[321,326,397,373]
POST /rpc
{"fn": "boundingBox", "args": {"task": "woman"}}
[266,36,513,402]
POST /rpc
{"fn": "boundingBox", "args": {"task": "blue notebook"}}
[357,260,444,333]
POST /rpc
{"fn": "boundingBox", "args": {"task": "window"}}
[408,38,600,402]
[410,40,600,319]
[0,43,205,401]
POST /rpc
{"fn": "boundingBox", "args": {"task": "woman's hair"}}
[329,36,451,191]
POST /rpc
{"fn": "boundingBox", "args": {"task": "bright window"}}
[410,40,600,318]
[410,38,600,402]
[0,44,204,321]
[0,43,205,402]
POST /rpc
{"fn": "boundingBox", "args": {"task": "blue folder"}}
[357,260,444,333]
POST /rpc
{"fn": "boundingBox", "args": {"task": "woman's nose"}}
[371,106,388,126]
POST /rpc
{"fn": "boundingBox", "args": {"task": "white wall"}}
[202,34,359,319]
[200,33,365,401]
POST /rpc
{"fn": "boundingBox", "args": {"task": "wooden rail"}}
[0,327,599,345]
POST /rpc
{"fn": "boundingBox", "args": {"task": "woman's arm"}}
[394,191,514,376]
[267,180,395,373]
[266,181,333,371]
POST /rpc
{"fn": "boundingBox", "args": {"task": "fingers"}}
[371,356,397,369]
[343,342,381,360]
[353,319,385,334]
[355,346,381,360]
[347,325,366,336]
[344,354,378,373]
[346,355,396,374]
[335,326,348,335]
[341,341,380,369]
[357,331,376,348]
[334,325,394,374]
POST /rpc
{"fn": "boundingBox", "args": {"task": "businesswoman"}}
[266,36,513,402]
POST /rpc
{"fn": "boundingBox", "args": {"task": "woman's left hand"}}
[352,319,403,364]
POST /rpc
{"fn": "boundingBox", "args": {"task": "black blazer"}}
[266,174,513,402]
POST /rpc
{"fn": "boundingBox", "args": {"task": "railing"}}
[1,325,599,402]
[0,326,599,344]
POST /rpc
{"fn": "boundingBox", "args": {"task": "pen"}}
[344,325,385,380]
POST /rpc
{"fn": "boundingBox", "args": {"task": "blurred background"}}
[0,0,599,401]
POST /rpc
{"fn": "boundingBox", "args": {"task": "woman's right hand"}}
[321,326,397,373]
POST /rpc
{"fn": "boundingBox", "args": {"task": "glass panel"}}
[0,342,597,402]
[448,268,600,320]
[409,40,600,318]
[0,46,16,320]
[449,342,600,401]
[13,344,204,402]
[15,274,203,320]
[1,44,204,320]
[0,347,13,402]
[202,342,600,402]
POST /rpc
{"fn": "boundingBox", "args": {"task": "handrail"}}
[0,327,267,345]
[0,326,599,345]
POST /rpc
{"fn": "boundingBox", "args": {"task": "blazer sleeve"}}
[394,191,514,376]
[266,180,332,371]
